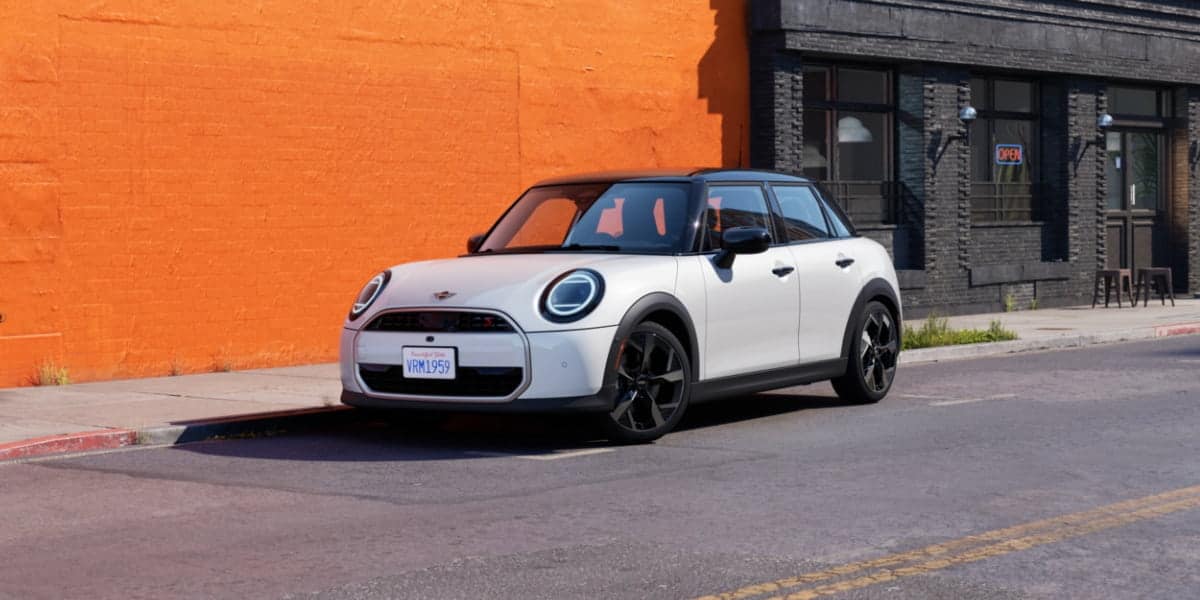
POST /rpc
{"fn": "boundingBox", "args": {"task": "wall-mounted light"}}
[933,105,978,167]
[945,106,977,142]
[1073,113,1118,173]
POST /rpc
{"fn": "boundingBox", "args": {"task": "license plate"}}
[401,347,456,380]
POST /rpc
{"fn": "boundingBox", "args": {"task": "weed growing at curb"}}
[31,361,71,386]
[1029,297,1039,311]
[903,315,1019,350]
[1003,293,1016,313]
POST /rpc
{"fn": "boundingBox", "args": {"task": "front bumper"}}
[340,386,615,413]
[340,316,617,411]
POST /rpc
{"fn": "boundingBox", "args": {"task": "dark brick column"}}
[748,36,803,174]
[917,67,972,305]
[1187,89,1200,295]
[1065,80,1104,294]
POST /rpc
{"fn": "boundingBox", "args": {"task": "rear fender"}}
[840,278,902,360]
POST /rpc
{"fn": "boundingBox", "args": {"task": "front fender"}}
[593,293,700,410]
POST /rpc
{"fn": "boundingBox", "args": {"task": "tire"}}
[600,321,692,443]
[832,300,899,405]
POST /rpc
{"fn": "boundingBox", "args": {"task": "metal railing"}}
[970,182,1041,223]
[821,180,899,225]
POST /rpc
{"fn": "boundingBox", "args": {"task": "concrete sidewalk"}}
[2,299,1199,460]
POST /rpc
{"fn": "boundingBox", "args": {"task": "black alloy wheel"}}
[602,322,691,443]
[832,300,898,404]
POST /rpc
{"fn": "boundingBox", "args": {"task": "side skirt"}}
[690,359,847,404]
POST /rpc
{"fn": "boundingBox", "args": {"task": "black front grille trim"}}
[366,311,515,333]
[359,365,523,397]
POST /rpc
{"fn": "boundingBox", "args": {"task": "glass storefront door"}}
[1104,130,1166,272]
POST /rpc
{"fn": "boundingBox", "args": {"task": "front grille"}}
[366,311,514,333]
[359,365,523,397]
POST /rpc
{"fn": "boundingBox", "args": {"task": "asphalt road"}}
[3,336,1200,600]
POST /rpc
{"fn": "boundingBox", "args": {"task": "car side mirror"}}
[714,226,770,269]
[466,233,486,254]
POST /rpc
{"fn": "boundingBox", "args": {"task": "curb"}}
[1155,322,1200,337]
[902,321,1200,365]
[1,406,352,463]
[0,429,138,462]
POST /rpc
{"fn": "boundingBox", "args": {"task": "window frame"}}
[697,182,782,253]
[968,75,1042,224]
[801,62,896,225]
[1107,85,1170,120]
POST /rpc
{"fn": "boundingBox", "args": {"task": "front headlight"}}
[541,269,604,322]
[348,270,390,320]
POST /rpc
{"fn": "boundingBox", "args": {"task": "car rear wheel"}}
[601,322,691,443]
[832,300,898,404]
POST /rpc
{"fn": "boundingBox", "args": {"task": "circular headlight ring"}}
[349,270,391,320]
[541,269,605,322]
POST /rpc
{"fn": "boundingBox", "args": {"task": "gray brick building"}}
[750,0,1200,314]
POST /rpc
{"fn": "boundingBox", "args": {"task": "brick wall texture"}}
[0,1,749,386]
[752,0,1200,315]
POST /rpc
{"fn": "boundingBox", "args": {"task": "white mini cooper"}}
[341,169,901,442]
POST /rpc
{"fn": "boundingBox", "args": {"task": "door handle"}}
[835,257,855,268]
[772,266,795,277]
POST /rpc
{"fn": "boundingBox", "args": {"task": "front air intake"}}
[365,311,514,333]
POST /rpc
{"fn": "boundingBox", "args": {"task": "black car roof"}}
[531,168,812,187]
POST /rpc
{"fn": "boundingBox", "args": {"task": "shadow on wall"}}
[698,0,749,168]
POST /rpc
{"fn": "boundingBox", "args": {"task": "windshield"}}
[478,182,692,253]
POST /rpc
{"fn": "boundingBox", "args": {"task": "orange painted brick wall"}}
[0,0,748,386]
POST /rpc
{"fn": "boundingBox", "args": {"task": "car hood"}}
[350,252,679,332]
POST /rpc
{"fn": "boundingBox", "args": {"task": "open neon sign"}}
[995,144,1024,166]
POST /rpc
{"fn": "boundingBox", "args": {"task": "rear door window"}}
[772,185,831,242]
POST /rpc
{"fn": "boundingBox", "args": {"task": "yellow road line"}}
[695,484,1200,600]
[769,494,1200,600]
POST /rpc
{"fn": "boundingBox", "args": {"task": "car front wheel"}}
[832,300,898,404]
[601,322,691,443]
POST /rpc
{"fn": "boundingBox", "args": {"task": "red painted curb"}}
[0,429,137,462]
[1154,322,1200,338]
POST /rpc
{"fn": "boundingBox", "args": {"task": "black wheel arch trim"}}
[840,278,903,360]
[603,292,701,396]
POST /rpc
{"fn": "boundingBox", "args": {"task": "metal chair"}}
[1092,269,1134,308]
[1135,267,1175,307]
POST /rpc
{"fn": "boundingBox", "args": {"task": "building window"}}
[802,64,894,225]
[1108,86,1168,118]
[969,76,1039,223]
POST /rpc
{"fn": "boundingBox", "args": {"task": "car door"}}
[769,184,862,363]
[697,183,801,379]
